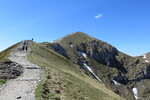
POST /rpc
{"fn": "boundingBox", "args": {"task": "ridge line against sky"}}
[0,0,150,56]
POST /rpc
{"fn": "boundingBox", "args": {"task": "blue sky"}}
[0,0,150,56]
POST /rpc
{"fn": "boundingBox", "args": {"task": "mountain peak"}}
[53,32,93,44]
[51,32,118,66]
[68,32,89,36]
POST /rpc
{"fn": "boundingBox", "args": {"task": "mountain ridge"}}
[47,32,150,100]
[0,32,150,100]
[28,41,125,100]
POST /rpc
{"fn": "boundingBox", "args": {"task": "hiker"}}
[23,40,28,46]
[22,45,25,51]
[22,40,28,52]
[23,40,26,45]
[31,38,33,41]
[25,45,28,52]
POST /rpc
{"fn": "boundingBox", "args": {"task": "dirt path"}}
[0,42,44,100]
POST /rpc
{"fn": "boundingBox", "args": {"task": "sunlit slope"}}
[28,42,126,100]
[49,32,150,100]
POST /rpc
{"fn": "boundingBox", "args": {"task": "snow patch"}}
[132,88,140,100]
[83,63,104,85]
[112,80,121,86]
[70,44,73,48]
[143,55,149,63]
[78,51,87,58]
[83,63,93,72]
[143,55,146,59]
[82,53,87,58]
[145,60,149,63]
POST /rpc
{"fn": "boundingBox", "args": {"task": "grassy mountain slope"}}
[48,32,150,100]
[28,42,126,100]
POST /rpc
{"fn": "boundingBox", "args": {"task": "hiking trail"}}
[0,42,44,100]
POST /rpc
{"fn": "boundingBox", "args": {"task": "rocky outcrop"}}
[47,43,68,58]
[113,75,128,85]
[47,32,150,100]
[76,40,118,66]
[0,60,23,79]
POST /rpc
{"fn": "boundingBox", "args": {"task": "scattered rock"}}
[78,90,81,93]
[55,90,61,94]
[0,61,23,79]
[46,75,51,79]
[114,90,120,95]
[17,96,21,99]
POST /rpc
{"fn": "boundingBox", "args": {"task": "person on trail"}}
[22,45,25,51]
[22,40,25,51]
[23,40,26,45]
[22,40,28,52]
[25,45,28,52]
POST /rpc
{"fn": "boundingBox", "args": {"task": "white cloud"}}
[95,14,104,19]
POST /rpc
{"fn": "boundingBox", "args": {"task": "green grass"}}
[0,79,6,85]
[29,32,150,100]
[48,32,150,100]
[28,42,126,100]
[50,32,137,100]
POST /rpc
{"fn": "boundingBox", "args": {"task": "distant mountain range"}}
[1,32,150,100]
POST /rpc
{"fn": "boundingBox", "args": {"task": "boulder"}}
[0,61,23,79]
